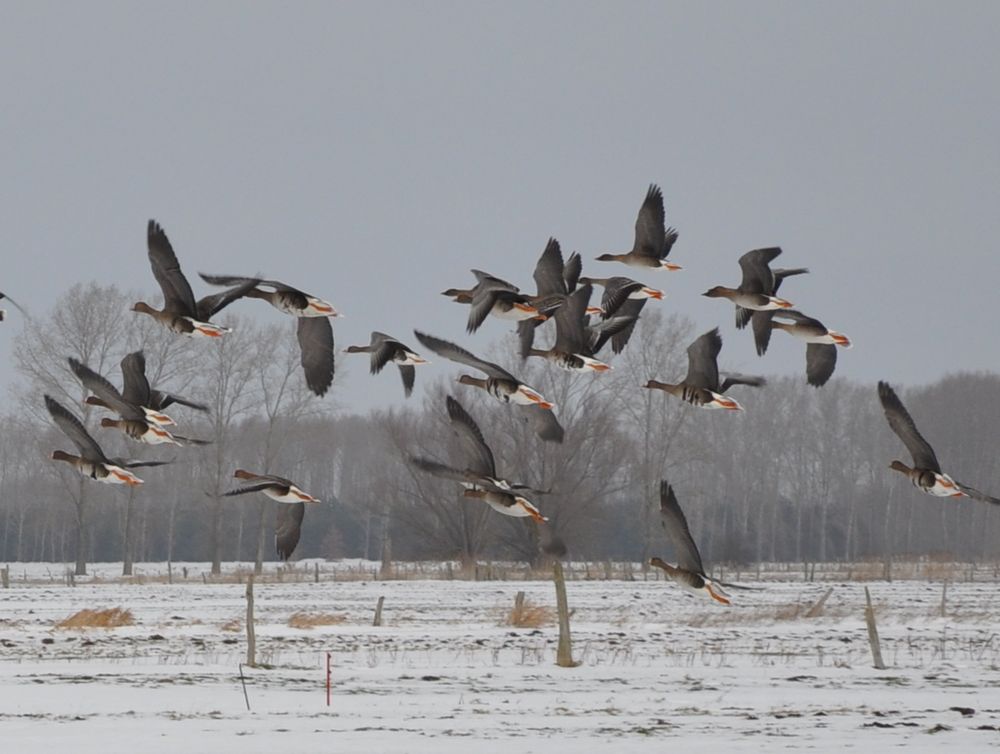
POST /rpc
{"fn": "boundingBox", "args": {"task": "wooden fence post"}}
[553,562,577,668]
[245,574,257,667]
[805,587,834,619]
[373,595,385,627]
[864,586,886,670]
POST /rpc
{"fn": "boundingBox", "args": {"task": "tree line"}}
[1,282,998,574]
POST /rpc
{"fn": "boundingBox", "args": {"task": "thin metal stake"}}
[238,663,251,711]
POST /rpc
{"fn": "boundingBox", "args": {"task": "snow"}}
[2,562,999,752]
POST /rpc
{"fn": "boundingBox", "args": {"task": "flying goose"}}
[69,358,209,446]
[413,330,554,409]
[525,284,612,372]
[643,328,764,410]
[413,331,564,443]
[84,350,208,427]
[771,310,852,387]
[444,270,551,334]
[224,470,321,560]
[596,184,681,270]
[743,263,812,357]
[650,480,749,605]
[878,381,1000,504]
[578,275,664,354]
[226,469,321,504]
[133,221,260,337]
[703,248,807,343]
[442,269,519,303]
[198,273,337,397]
[409,396,547,522]
[44,395,167,486]
[343,332,428,397]
[198,274,340,318]
[580,275,664,314]
[517,238,581,358]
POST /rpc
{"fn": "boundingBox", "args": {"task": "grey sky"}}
[2,2,998,411]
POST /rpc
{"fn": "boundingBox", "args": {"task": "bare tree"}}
[486,353,632,564]
[247,324,322,573]
[190,315,261,575]
[12,283,137,575]
[383,385,494,570]
[117,319,202,575]
[606,310,694,565]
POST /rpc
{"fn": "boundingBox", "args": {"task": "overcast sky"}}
[2,2,998,411]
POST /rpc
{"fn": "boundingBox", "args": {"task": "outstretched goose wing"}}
[877,381,941,472]
[658,480,705,575]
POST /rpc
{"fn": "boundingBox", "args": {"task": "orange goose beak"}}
[145,410,175,426]
[517,385,555,410]
[518,500,548,523]
[111,470,143,486]
[705,583,731,606]
[513,301,547,320]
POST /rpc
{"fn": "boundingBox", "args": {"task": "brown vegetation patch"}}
[56,607,134,629]
[682,601,853,628]
[773,603,805,621]
[845,561,885,582]
[922,561,961,582]
[288,611,347,629]
[506,599,554,628]
[220,619,241,632]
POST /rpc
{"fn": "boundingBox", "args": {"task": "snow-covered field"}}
[2,561,999,752]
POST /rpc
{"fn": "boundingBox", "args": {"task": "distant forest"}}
[2,283,999,575]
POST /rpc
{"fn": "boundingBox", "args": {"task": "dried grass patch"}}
[220,619,241,632]
[922,561,961,582]
[773,603,806,621]
[506,599,554,628]
[288,611,347,629]
[682,602,853,628]
[845,561,885,582]
[56,607,134,629]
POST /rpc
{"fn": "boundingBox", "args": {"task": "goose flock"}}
[4,182,998,600]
